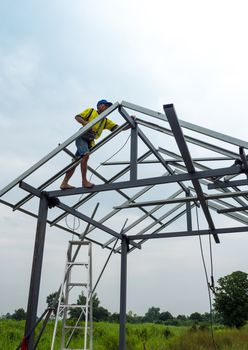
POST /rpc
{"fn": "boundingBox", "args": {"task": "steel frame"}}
[1,101,248,350]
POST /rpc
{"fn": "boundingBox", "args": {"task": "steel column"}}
[130,125,138,181]
[186,191,192,232]
[24,192,49,349]
[119,235,128,350]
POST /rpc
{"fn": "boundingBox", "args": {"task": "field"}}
[1,320,248,350]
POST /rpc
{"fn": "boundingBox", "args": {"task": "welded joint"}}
[19,181,60,209]
[118,106,136,129]
[121,234,130,252]
[239,147,248,174]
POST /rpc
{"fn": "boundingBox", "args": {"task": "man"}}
[60,99,118,189]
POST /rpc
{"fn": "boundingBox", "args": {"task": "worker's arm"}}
[75,115,88,126]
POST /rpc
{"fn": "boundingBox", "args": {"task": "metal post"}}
[130,125,138,181]
[89,243,93,350]
[24,193,49,349]
[119,235,128,350]
[186,191,192,232]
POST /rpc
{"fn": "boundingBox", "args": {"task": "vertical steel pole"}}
[24,193,49,349]
[186,191,192,232]
[89,243,93,350]
[119,235,128,350]
[130,125,138,182]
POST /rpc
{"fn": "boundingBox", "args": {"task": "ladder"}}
[51,240,93,350]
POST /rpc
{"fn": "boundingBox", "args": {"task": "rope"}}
[195,206,218,350]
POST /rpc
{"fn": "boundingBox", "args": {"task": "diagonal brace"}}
[19,181,141,249]
[164,104,220,243]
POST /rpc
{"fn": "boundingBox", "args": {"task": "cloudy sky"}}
[1,0,248,319]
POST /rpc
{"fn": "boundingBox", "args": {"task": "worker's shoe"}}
[83,181,95,188]
[60,183,76,190]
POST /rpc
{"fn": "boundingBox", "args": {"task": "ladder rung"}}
[60,304,87,308]
[68,283,88,287]
[62,348,86,350]
[67,262,88,265]
[69,240,90,245]
[64,325,84,329]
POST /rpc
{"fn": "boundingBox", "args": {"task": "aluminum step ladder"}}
[51,240,92,350]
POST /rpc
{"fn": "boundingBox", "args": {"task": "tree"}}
[93,306,110,321]
[159,311,173,322]
[189,312,203,322]
[176,314,187,321]
[12,308,26,320]
[109,312,120,322]
[46,291,61,317]
[69,292,110,321]
[214,271,248,328]
[69,291,86,320]
[144,307,160,323]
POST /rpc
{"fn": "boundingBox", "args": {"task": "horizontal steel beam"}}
[49,150,154,227]
[217,206,248,214]
[128,225,248,240]
[47,165,242,198]
[102,156,233,166]
[208,179,248,190]
[114,189,248,208]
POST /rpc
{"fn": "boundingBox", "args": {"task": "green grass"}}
[1,320,248,350]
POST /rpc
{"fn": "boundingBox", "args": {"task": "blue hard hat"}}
[97,99,113,108]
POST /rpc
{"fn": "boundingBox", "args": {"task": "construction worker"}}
[60,99,118,189]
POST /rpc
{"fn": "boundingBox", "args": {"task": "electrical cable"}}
[89,133,131,182]
[195,206,218,350]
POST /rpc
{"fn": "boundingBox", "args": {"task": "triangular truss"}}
[1,101,248,349]
[1,101,248,248]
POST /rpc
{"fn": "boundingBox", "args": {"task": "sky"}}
[1,0,248,319]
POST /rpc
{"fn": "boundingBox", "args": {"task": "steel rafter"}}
[164,104,219,243]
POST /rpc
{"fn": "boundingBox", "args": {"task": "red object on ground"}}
[21,337,28,350]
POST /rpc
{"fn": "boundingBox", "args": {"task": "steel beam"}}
[217,206,248,214]
[121,100,248,149]
[164,104,219,243]
[119,235,128,350]
[116,202,188,253]
[50,150,152,226]
[19,181,140,250]
[13,123,127,211]
[24,193,48,349]
[186,191,192,232]
[47,165,242,198]
[114,190,248,208]
[56,202,141,249]
[102,156,232,166]
[159,147,248,212]
[208,179,248,189]
[130,125,138,181]
[137,118,239,160]
[128,225,248,240]
[0,102,120,198]
[137,128,190,195]
[118,106,136,128]
[109,190,183,250]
